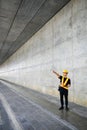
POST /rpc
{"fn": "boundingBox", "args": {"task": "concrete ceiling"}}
[0,0,70,65]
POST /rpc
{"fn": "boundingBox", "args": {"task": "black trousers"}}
[59,87,68,108]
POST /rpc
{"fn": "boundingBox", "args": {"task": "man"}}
[53,70,71,110]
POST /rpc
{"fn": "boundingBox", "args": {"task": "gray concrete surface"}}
[0,101,14,130]
[0,81,87,130]
[0,0,87,107]
[0,0,70,64]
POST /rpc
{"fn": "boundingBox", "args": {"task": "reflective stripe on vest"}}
[60,76,69,90]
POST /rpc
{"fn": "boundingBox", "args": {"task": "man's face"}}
[63,72,68,77]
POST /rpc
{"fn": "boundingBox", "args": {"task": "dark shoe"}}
[66,107,69,111]
[59,107,64,110]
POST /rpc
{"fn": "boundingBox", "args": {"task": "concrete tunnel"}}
[0,0,87,130]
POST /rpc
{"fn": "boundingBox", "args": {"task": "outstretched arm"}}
[53,70,60,78]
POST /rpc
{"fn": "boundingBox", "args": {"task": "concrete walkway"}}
[0,80,87,130]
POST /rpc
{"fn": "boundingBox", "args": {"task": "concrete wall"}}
[0,0,87,107]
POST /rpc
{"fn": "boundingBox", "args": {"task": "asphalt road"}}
[0,81,87,130]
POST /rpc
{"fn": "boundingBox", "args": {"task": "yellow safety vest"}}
[60,76,69,90]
